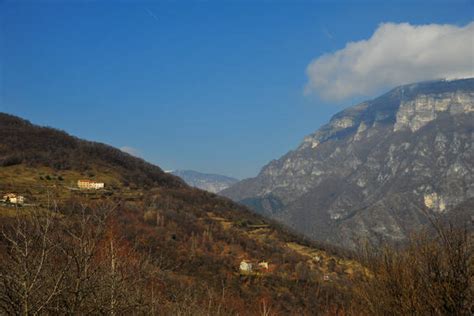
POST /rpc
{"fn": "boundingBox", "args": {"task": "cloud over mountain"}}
[304,22,474,101]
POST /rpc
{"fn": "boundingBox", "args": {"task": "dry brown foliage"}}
[352,224,473,316]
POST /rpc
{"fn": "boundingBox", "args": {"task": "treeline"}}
[0,113,184,188]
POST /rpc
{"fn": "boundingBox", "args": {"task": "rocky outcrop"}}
[394,91,474,132]
[222,78,474,249]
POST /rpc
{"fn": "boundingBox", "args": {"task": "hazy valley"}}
[170,169,238,193]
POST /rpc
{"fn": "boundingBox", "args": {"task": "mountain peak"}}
[299,78,474,150]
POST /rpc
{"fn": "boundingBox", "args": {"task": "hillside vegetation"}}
[0,113,365,314]
[0,113,183,189]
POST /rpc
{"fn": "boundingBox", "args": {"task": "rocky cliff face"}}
[394,90,474,132]
[221,79,474,249]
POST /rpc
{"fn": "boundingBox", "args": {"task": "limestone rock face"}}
[424,193,446,213]
[221,78,474,249]
[394,91,474,132]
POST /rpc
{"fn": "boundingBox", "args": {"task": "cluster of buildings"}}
[239,260,269,274]
[0,179,105,208]
[1,193,25,205]
[239,258,332,281]
[77,180,105,190]
[1,179,105,207]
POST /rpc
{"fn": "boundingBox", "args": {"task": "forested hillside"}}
[0,113,183,188]
[0,113,361,314]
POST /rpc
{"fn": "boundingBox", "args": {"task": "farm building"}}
[2,193,25,205]
[77,180,105,190]
[239,260,270,274]
[258,261,269,270]
[240,260,253,273]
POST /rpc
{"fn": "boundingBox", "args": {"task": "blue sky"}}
[1,0,472,178]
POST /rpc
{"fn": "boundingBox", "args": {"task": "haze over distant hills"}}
[221,78,474,249]
[170,169,238,193]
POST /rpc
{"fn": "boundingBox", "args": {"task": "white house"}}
[77,180,105,190]
[2,193,25,205]
[258,261,269,270]
[240,260,253,273]
[240,260,270,273]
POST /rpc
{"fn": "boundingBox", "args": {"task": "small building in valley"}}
[240,260,253,273]
[77,180,105,190]
[240,260,270,274]
[258,261,269,270]
[2,193,25,205]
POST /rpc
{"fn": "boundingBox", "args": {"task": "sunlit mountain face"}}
[222,78,474,249]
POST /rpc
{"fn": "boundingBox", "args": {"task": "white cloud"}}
[120,146,140,157]
[304,22,474,101]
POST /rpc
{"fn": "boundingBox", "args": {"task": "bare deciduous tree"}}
[0,211,70,315]
[354,223,473,316]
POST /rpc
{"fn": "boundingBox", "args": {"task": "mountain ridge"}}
[221,78,474,249]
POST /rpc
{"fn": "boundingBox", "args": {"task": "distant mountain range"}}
[221,78,474,249]
[170,169,238,193]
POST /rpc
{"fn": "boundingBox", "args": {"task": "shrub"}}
[353,224,473,315]
[143,209,157,224]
